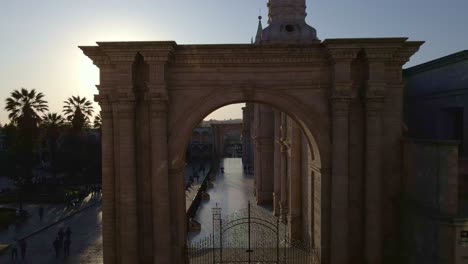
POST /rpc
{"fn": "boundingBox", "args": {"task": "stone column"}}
[279,113,289,222]
[97,97,117,264]
[255,137,274,204]
[254,105,275,204]
[325,46,358,264]
[116,99,139,264]
[330,95,351,264]
[288,120,302,240]
[149,100,172,263]
[320,168,332,264]
[364,89,384,264]
[273,110,282,216]
[363,51,387,264]
[168,163,188,264]
[141,51,174,263]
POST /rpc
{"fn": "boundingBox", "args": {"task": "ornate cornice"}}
[79,47,112,67]
[325,48,361,63]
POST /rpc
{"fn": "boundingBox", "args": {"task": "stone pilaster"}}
[320,168,332,264]
[279,113,289,223]
[325,45,358,264]
[140,49,174,263]
[255,137,275,204]
[95,96,116,264]
[364,93,385,264]
[149,100,172,264]
[273,110,282,216]
[288,120,302,240]
[168,164,187,264]
[115,99,139,264]
[330,95,351,264]
[254,105,275,205]
[364,50,387,264]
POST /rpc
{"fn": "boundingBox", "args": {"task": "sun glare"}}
[79,56,99,93]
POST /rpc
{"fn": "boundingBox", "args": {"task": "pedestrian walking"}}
[39,206,44,221]
[58,228,65,243]
[19,238,27,260]
[63,237,71,257]
[65,227,72,240]
[10,239,18,261]
[53,237,60,258]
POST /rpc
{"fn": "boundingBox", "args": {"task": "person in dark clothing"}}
[39,206,44,221]
[63,238,71,257]
[58,228,65,243]
[53,237,60,258]
[65,227,72,240]
[11,239,18,261]
[19,238,26,260]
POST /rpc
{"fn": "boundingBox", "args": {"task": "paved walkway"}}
[0,193,101,244]
[0,203,103,264]
[185,161,211,211]
[0,158,255,263]
[188,158,265,242]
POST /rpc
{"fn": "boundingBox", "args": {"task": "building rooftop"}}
[404,50,468,76]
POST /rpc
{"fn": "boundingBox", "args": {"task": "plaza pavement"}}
[0,159,250,263]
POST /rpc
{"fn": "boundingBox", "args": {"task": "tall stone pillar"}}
[97,97,116,264]
[149,100,172,263]
[330,95,351,264]
[273,110,282,216]
[168,164,188,264]
[254,105,275,204]
[288,120,302,239]
[140,50,175,263]
[279,113,289,222]
[325,45,358,264]
[115,99,139,264]
[364,54,386,264]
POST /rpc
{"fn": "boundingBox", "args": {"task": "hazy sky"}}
[1,0,467,124]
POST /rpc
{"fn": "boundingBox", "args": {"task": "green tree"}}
[63,96,94,132]
[4,88,48,209]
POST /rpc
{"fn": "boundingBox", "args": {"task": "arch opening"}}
[181,100,324,254]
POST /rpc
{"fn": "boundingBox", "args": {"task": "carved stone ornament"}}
[326,49,360,62]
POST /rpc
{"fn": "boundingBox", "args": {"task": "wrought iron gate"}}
[188,203,319,263]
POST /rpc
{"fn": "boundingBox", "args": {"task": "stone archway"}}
[81,39,422,264]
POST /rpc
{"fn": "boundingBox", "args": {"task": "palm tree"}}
[4,88,48,209]
[5,88,48,127]
[42,113,65,178]
[63,96,94,131]
[93,114,102,130]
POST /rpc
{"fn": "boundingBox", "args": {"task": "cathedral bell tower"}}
[260,0,319,44]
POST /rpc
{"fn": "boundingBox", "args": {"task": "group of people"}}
[53,227,72,258]
[10,238,27,261]
[186,164,206,191]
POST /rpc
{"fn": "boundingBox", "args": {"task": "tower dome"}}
[261,0,319,44]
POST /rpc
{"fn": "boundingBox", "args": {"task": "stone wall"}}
[402,139,468,264]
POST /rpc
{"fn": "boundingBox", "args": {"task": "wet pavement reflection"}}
[188,158,260,242]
